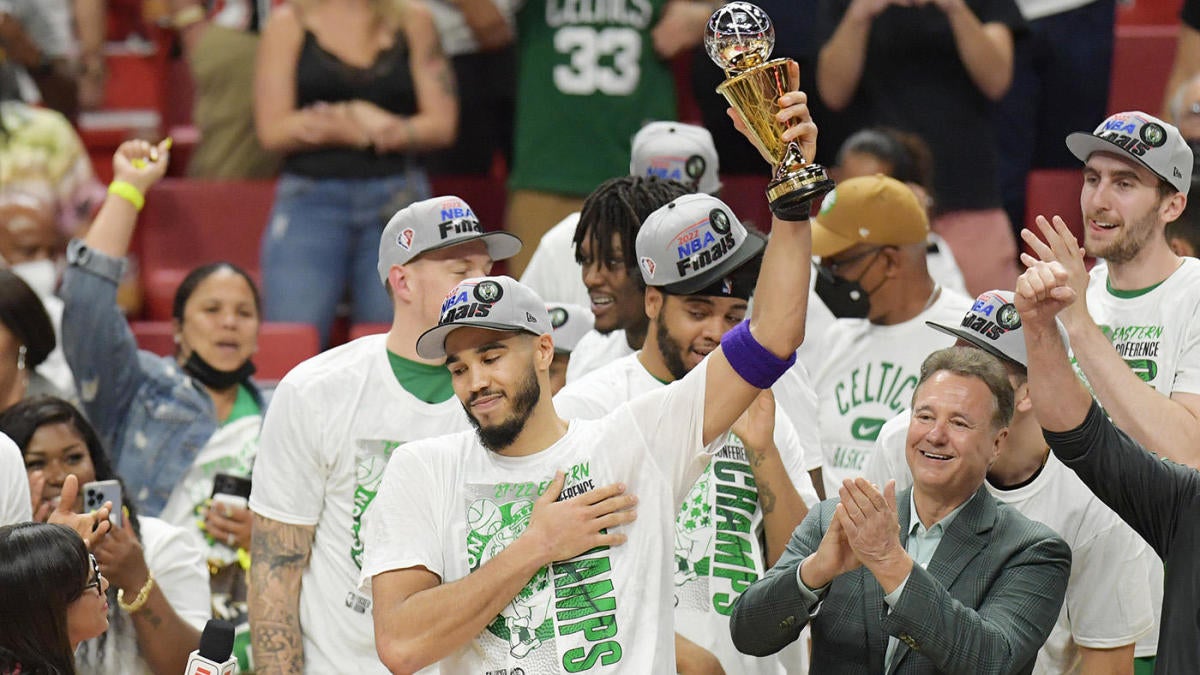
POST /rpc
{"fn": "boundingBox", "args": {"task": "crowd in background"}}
[0,0,1199,673]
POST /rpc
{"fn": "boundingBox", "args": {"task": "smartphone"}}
[82,479,123,528]
[211,473,252,511]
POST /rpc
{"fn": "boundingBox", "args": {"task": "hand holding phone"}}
[83,479,123,528]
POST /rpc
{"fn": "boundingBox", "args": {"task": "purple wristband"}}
[720,320,796,389]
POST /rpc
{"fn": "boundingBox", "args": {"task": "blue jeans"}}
[261,172,431,347]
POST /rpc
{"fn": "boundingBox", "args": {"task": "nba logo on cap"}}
[397,228,415,251]
[641,256,657,278]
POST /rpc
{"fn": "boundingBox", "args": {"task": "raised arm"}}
[703,72,814,444]
[453,0,514,50]
[62,141,169,452]
[937,0,1014,100]
[370,472,636,672]
[1021,217,1200,467]
[1018,258,1200,558]
[248,515,315,675]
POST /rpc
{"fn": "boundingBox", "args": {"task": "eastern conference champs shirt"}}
[360,360,719,673]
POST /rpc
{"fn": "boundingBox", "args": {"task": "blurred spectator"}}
[0,269,71,407]
[1163,0,1200,124]
[1168,73,1200,143]
[0,1,79,118]
[816,0,1025,296]
[504,0,698,276]
[0,61,106,236]
[0,521,109,674]
[521,120,721,308]
[544,301,593,394]
[1167,189,1200,257]
[0,192,76,399]
[4,396,210,675]
[423,0,515,175]
[834,126,969,297]
[61,141,264,670]
[170,0,284,179]
[255,0,457,347]
[995,0,1115,242]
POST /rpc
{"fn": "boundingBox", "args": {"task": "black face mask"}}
[814,264,872,319]
[183,352,256,390]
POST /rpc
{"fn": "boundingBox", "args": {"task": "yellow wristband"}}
[172,5,206,30]
[108,180,145,211]
[117,572,156,614]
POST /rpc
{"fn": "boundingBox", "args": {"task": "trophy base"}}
[766,164,835,221]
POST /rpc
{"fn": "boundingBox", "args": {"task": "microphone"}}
[184,619,238,675]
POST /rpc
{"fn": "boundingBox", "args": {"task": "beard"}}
[1085,208,1159,265]
[654,312,691,381]
[463,367,542,453]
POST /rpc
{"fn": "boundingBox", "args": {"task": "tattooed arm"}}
[347,3,458,153]
[732,391,809,567]
[249,514,316,675]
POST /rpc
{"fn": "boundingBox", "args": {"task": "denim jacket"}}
[61,239,265,515]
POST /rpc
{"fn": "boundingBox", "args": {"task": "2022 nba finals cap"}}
[630,121,722,195]
[1066,111,1193,196]
[378,195,522,284]
[416,276,551,359]
[926,289,1068,368]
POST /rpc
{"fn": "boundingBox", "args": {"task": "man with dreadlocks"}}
[564,175,690,383]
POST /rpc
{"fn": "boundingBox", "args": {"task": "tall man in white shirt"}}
[247,195,521,674]
[360,87,822,674]
[1020,111,1200,468]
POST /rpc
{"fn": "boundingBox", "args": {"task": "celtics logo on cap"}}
[474,280,503,303]
[709,209,731,235]
[1141,122,1167,148]
[549,307,568,329]
[996,303,1021,330]
[686,155,706,179]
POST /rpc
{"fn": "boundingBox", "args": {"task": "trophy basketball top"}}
[705,2,775,73]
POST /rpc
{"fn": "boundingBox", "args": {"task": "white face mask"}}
[12,259,58,298]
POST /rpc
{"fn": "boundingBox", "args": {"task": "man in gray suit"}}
[731,346,1071,674]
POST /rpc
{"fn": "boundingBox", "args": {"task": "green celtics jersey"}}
[509,0,678,196]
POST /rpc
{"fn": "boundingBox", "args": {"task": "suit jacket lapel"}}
[887,486,996,675]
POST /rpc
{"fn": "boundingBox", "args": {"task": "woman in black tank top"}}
[254,0,457,347]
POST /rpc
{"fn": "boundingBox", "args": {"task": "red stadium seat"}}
[1108,25,1179,116]
[137,179,276,319]
[719,174,773,232]
[1116,0,1183,26]
[1022,169,1084,254]
[130,320,319,382]
[348,323,391,341]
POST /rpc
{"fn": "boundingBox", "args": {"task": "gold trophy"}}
[706,2,834,220]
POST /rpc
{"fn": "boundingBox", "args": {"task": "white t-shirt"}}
[0,433,30,525]
[565,329,635,383]
[1081,257,1200,398]
[520,212,589,307]
[250,335,470,674]
[864,410,1163,667]
[76,516,212,675]
[554,353,817,674]
[360,360,721,673]
[772,361,824,473]
[811,288,972,495]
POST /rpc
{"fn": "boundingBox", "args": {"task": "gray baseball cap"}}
[630,121,722,195]
[416,276,551,359]
[635,193,764,296]
[1066,111,1193,196]
[377,195,522,284]
[926,290,1068,368]
[546,302,594,354]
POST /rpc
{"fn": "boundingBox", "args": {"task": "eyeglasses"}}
[819,246,884,277]
[83,553,103,595]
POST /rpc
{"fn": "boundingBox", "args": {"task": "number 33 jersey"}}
[508,0,678,197]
